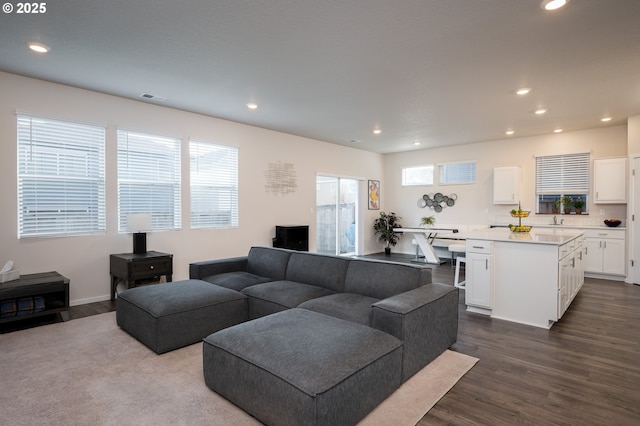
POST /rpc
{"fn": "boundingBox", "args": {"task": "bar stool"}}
[448,244,466,288]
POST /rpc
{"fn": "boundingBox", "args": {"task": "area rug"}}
[0,312,477,425]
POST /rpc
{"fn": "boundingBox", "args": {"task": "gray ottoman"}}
[117,279,247,354]
[203,308,403,426]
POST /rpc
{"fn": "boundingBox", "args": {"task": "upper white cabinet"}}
[493,166,520,205]
[594,158,627,203]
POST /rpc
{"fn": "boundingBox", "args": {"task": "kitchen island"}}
[462,227,585,329]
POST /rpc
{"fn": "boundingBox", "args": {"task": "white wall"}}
[0,72,384,305]
[384,126,629,254]
[628,115,640,155]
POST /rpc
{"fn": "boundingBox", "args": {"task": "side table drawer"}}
[131,259,172,278]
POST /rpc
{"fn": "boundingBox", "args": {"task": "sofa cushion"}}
[344,259,431,299]
[246,246,292,280]
[116,280,248,354]
[241,280,335,319]
[202,271,271,291]
[203,308,403,426]
[298,293,379,326]
[285,252,350,292]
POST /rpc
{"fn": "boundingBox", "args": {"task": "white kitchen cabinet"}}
[462,228,584,328]
[583,229,626,276]
[594,158,627,203]
[558,240,585,318]
[493,166,520,205]
[465,240,493,309]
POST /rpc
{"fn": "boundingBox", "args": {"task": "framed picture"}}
[368,180,380,210]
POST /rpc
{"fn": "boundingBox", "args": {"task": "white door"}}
[316,176,359,256]
[630,157,640,284]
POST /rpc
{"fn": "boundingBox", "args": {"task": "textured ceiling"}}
[1,0,639,153]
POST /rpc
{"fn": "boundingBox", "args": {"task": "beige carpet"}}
[0,312,477,426]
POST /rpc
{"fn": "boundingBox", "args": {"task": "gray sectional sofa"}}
[189,246,459,381]
[119,246,458,425]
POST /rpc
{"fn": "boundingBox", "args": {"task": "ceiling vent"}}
[140,93,166,102]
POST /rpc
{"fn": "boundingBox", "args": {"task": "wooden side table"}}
[109,251,173,300]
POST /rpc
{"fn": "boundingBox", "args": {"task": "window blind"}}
[439,161,476,185]
[536,152,590,194]
[189,140,239,228]
[117,130,181,231]
[17,115,106,238]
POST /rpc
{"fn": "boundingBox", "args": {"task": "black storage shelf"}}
[0,271,70,324]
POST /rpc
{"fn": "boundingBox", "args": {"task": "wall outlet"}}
[600,209,605,216]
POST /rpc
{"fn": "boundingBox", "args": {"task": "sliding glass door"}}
[316,176,358,256]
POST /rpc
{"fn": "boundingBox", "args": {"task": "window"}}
[190,140,238,228]
[402,165,434,186]
[535,152,589,214]
[439,161,476,185]
[117,130,181,231]
[17,115,106,238]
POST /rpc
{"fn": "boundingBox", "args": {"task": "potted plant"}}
[420,216,435,227]
[572,198,584,214]
[373,211,402,255]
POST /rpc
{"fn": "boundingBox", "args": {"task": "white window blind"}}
[439,161,476,185]
[402,165,434,186]
[17,115,106,238]
[190,140,239,228]
[536,152,590,194]
[117,130,181,231]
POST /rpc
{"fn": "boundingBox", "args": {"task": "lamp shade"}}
[127,213,152,233]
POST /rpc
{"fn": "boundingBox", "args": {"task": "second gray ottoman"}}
[203,308,403,426]
[117,279,247,354]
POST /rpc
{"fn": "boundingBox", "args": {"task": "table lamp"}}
[127,213,152,254]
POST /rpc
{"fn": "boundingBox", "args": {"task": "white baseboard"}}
[70,294,111,307]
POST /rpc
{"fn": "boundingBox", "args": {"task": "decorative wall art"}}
[264,161,298,196]
[417,192,457,212]
[368,180,380,210]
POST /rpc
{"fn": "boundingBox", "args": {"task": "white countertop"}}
[530,224,626,231]
[491,223,625,231]
[463,227,583,245]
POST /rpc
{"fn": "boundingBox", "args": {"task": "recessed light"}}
[506,130,515,136]
[246,102,258,110]
[373,129,382,135]
[554,128,563,133]
[541,0,568,11]
[516,88,531,95]
[534,108,548,115]
[28,42,50,53]
[413,141,421,146]
[601,116,612,122]
[348,139,361,144]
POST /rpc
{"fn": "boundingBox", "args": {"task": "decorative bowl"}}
[509,224,532,233]
[604,219,621,227]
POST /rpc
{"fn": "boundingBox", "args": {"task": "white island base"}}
[463,228,585,329]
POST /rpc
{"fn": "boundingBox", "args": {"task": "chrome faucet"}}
[553,215,557,225]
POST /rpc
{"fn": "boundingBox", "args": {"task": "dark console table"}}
[0,271,70,323]
[110,251,173,300]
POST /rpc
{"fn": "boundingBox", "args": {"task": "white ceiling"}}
[1,0,639,154]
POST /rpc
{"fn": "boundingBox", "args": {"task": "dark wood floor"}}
[2,255,639,425]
